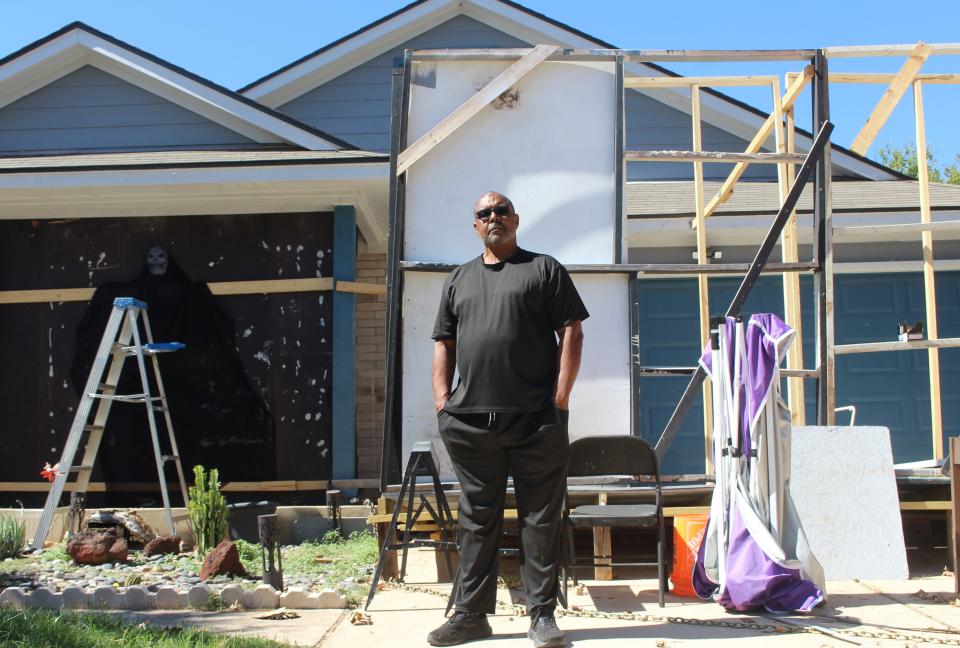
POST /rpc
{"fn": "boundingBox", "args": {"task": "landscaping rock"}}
[66,530,128,565]
[143,536,181,557]
[198,541,247,581]
[0,586,26,610]
[61,586,88,609]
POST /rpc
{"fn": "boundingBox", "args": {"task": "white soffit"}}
[0,26,345,150]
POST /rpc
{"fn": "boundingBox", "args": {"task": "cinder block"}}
[125,585,154,610]
[61,586,88,609]
[28,588,61,610]
[0,587,26,610]
[219,585,244,606]
[155,587,183,609]
[187,585,213,608]
[91,586,119,609]
[280,588,314,609]
[314,589,347,609]
[247,584,279,609]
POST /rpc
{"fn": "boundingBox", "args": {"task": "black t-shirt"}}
[432,248,589,413]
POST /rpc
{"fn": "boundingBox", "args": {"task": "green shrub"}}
[186,465,228,553]
[0,511,25,559]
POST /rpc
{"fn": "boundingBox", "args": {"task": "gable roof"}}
[0,22,355,151]
[240,0,902,180]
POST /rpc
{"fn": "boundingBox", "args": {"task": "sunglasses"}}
[475,204,514,221]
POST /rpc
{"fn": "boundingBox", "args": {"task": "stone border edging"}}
[0,584,347,611]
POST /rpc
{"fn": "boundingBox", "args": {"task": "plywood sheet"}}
[404,59,617,265]
[790,426,909,580]
[402,272,631,480]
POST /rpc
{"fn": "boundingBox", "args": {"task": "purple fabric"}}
[718,501,822,613]
[693,313,822,613]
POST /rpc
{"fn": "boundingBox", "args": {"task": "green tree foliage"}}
[877,142,960,184]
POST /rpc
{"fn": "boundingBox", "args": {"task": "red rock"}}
[143,536,181,557]
[199,541,248,581]
[66,529,128,565]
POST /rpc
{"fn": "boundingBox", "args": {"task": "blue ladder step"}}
[143,342,185,353]
[113,297,148,310]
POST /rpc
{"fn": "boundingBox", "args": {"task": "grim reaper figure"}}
[71,245,275,498]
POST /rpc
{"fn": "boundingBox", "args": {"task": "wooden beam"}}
[914,79,945,460]
[624,150,805,163]
[592,491,614,580]
[834,337,960,355]
[0,277,335,305]
[900,500,951,511]
[775,78,806,426]
[0,478,378,493]
[335,280,387,296]
[831,72,960,84]
[622,50,816,62]
[691,84,714,478]
[396,44,558,176]
[849,43,931,155]
[624,75,779,88]
[834,220,960,237]
[700,67,813,223]
[824,43,960,58]
[409,48,816,62]
[952,437,960,592]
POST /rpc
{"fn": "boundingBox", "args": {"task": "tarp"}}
[693,314,825,613]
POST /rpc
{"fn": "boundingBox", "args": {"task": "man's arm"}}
[432,339,457,412]
[553,321,584,410]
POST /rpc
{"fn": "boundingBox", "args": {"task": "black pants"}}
[438,406,569,616]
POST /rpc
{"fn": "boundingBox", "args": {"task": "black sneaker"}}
[527,614,567,648]
[427,611,493,646]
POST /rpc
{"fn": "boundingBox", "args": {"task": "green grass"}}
[0,513,25,559]
[0,607,288,648]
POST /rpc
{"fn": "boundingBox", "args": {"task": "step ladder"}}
[29,297,191,551]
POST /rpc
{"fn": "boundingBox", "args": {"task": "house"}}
[0,1,956,505]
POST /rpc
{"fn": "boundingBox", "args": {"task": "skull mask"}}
[146,245,169,277]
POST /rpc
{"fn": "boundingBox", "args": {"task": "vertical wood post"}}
[950,437,960,595]
[333,205,357,484]
[914,79,944,459]
[593,491,613,580]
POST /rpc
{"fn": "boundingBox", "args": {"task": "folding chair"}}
[561,435,667,607]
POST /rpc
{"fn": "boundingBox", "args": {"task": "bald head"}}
[474,191,514,215]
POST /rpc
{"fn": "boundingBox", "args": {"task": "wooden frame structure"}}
[381,42,960,486]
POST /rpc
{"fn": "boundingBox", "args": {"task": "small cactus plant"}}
[187,465,228,553]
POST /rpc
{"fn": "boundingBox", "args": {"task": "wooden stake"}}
[396,44,558,175]
[850,42,931,155]
[700,67,813,224]
[951,437,960,592]
[914,79,944,459]
[776,79,806,426]
[593,491,613,580]
[691,84,714,476]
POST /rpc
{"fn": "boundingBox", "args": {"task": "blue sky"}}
[2,0,959,165]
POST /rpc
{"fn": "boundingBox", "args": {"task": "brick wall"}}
[355,253,387,480]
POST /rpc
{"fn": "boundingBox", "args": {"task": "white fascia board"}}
[0,161,390,245]
[74,32,340,150]
[243,0,460,107]
[0,32,89,109]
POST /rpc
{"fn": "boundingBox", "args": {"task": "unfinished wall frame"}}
[381,42,960,486]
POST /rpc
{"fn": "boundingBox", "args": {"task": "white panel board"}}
[790,426,909,580]
[404,59,617,265]
[402,271,631,481]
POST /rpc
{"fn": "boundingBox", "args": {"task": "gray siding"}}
[278,15,529,153]
[0,65,258,154]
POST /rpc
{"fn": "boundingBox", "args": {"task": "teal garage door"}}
[636,272,960,475]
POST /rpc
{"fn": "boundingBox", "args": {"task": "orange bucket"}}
[670,513,709,598]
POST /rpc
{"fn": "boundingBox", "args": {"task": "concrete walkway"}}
[106,573,960,647]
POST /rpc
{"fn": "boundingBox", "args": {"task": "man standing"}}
[428,192,587,647]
